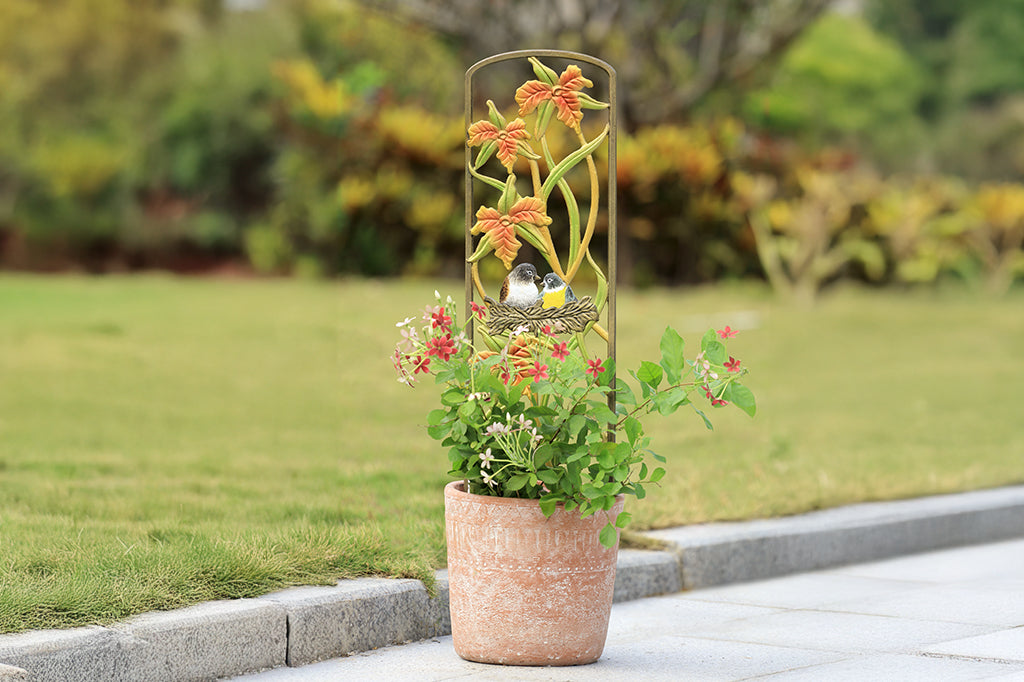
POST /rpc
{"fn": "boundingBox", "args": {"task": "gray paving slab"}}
[227,538,1024,681]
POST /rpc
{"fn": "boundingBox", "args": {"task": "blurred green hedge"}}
[0,1,1021,294]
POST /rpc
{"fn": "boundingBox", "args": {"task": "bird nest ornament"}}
[483,296,599,336]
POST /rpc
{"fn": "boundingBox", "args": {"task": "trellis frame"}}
[463,50,618,408]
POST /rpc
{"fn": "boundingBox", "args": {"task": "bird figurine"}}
[540,272,577,309]
[499,263,541,308]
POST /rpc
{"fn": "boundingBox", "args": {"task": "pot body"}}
[444,480,623,666]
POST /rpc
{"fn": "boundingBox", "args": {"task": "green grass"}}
[1,274,1022,633]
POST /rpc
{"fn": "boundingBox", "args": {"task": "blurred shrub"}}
[744,13,927,170]
[0,0,1020,293]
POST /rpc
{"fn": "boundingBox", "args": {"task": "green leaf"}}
[723,382,757,417]
[650,467,666,483]
[634,482,646,499]
[701,329,727,364]
[427,409,447,426]
[485,99,508,127]
[599,523,618,548]
[536,468,561,485]
[659,327,685,382]
[653,385,689,416]
[637,361,663,390]
[615,379,637,406]
[693,406,714,431]
[441,389,465,407]
[506,473,530,492]
[623,416,642,445]
[581,483,603,499]
[474,140,497,169]
[497,174,517,214]
[539,495,558,517]
[528,57,558,85]
[540,125,609,201]
[614,511,633,529]
[534,444,556,468]
[577,92,610,110]
[466,232,494,263]
[588,403,617,427]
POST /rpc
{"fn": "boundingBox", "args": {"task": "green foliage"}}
[396,294,754,547]
[745,13,926,163]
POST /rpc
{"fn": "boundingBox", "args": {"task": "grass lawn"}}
[1,274,1022,633]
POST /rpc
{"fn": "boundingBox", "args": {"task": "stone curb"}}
[1,485,1022,681]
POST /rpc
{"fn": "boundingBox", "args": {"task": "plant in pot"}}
[392,51,756,666]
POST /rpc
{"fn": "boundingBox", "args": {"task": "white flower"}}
[512,324,530,337]
[485,421,510,437]
[481,471,496,487]
[478,448,494,468]
[395,316,415,327]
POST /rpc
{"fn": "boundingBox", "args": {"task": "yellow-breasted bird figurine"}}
[500,263,541,308]
[540,272,577,308]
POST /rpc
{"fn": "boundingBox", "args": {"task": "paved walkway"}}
[229,538,1024,681]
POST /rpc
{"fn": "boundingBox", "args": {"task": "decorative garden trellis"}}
[463,50,617,416]
[391,48,755,666]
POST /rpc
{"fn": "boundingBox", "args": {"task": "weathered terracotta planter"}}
[444,480,624,666]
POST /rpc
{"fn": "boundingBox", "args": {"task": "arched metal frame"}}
[463,50,617,417]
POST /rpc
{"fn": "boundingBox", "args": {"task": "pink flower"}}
[431,307,452,331]
[422,304,441,323]
[527,361,549,382]
[411,355,430,374]
[717,326,738,339]
[586,358,605,379]
[551,342,569,361]
[425,335,456,361]
[724,357,741,373]
[713,398,729,407]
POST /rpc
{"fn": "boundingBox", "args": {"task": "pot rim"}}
[445,479,625,508]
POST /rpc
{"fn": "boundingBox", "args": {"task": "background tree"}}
[368,0,830,129]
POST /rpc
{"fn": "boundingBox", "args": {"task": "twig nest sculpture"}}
[484,296,599,335]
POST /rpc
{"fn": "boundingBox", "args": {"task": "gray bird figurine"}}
[500,263,541,308]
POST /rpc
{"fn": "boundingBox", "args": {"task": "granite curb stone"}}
[1,485,1022,681]
[647,485,1024,589]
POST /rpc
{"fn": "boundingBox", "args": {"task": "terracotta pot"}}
[444,480,624,666]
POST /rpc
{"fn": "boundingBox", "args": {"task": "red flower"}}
[527,361,549,382]
[551,342,569,361]
[467,118,531,172]
[717,326,738,339]
[724,356,741,373]
[470,301,487,321]
[411,355,431,374]
[472,197,553,270]
[713,398,729,407]
[425,335,456,361]
[516,65,593,130]
[703,385,713,399]
[586,358,605,379]
[431,307,452,331]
